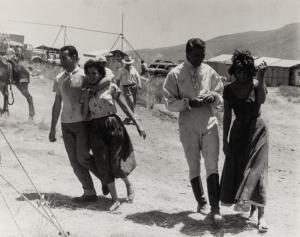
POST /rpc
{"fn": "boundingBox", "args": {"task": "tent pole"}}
[63,25,66,46]
[121,12,124,51]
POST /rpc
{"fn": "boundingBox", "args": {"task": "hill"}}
[136,23,300,63]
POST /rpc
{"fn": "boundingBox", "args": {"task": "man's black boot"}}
[207,173,224,224]
[191,176,209,215]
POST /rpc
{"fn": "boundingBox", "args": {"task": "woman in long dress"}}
[81,59,146,211]
[220,50,269,232]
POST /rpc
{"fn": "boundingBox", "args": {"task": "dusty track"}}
[0,76,299,236]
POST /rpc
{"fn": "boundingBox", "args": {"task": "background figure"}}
[49,45,97,203]
[140,60,149,77]
[220,49,269,233]
[15,46,24,61]
[97,55,114,81]
[114,56,141,124]
[81,59,146,211]
[5,47,17,60]
[163,38,224,224]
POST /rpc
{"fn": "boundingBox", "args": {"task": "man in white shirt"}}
[163,38,224,224]
[114,56,141,124]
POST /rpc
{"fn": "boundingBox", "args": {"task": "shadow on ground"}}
[16,192,127,211]
[125,210,256,236]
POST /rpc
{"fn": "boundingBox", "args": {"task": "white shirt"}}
[163,60,224,129]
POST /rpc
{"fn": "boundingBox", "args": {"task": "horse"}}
[0,56,35,119]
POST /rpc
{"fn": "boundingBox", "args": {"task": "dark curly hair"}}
[228,49,257,77]
[84,59,106,78]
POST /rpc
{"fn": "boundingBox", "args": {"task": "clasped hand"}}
[189,94,215,108]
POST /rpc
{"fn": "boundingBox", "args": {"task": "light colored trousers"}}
[122,84,137,113]
[178,107,220,180]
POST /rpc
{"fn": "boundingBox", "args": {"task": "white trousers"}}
[179,109,220,180]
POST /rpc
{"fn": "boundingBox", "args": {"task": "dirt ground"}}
[0,75,299,237]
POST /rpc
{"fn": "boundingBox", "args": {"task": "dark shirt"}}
[223,83,261,122]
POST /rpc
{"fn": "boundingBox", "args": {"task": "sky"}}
[0,0,299,55]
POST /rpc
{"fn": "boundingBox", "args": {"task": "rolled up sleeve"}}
[163,72,189,112]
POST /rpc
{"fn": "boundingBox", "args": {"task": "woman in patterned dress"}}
[81,59,146,211]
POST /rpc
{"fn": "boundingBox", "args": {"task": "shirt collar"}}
[65,65,80,75]
[184,60,202,73]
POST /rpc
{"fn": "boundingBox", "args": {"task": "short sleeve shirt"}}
[115,66,140,86]
[88,82,121,119]
[53,66,86,123]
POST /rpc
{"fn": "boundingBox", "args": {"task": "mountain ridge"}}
[135,23,300,62]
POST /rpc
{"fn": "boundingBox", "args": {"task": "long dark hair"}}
[228,49,257,78]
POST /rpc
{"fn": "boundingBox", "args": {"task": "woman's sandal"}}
[109,200,121,212]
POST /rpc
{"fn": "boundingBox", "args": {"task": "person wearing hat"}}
[163,38,224,224]
[114,56,141,124]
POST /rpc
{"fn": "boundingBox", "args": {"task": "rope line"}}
[0,129,69,237]
[0,174,57,227]
[67,25,119,36]
[124,37,143,60]
[109,34,122,53]
[65,31,72,45]
[0,173,69,236]
[2,19,60,28]
[0,128,44,198]
[2,18,120,35]
[52,26,64,48]
[0,186,24,237]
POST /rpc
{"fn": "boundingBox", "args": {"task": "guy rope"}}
[0,128,69,236]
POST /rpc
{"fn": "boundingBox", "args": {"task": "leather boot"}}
[191,176,209,214]
[207,173,224,224]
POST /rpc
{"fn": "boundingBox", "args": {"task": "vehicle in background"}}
[31,45,60,65]
[148,59,177,77]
